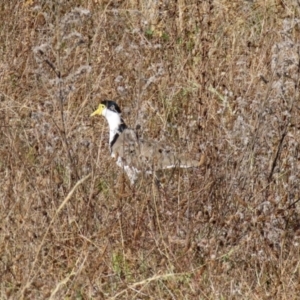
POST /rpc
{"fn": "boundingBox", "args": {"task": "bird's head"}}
[90,100,121,117]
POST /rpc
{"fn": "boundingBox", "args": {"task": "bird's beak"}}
[90,105,104,117]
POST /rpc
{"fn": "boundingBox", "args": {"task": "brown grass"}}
[1,0,300,299]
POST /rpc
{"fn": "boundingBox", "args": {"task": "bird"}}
[91,100,202,184]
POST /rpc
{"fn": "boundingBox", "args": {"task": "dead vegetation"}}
[1,0,300,299]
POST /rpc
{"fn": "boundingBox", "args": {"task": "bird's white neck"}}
[103,108,125,144]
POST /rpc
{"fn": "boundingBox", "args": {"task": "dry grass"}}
[1,0,300,299]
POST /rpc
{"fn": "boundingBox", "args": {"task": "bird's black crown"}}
[101,100,122,114]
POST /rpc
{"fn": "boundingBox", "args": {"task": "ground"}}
[0,0,300,299]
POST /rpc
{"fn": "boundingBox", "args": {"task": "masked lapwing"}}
[91,100,202,184]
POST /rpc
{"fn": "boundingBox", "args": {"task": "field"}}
[1,0,300,299]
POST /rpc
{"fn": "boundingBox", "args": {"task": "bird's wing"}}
[139,140,200,170]
[112,128,200,172]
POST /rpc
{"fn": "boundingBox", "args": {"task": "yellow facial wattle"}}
[90,104,105,117]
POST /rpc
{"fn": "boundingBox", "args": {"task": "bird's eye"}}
[110,105,115,112]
